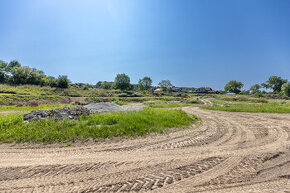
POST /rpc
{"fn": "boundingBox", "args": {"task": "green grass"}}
[0,108,197,143]
[0,104,77,111]
[144,101,191,108]
[202,99,290,113]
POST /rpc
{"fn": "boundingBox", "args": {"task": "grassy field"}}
[202,97,290,113]
[0,108,198,143]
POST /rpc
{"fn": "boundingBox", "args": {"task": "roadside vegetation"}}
[0,108,197,143]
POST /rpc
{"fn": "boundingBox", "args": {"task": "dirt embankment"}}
[0,107,289,192]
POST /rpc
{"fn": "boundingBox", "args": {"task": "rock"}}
[222,104,230,107]
[58,112,69,118]
[22,102,133,121]
[23,113,34,120]
[211,103,218,107]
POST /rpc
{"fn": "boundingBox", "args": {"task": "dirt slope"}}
[0,107,289,192]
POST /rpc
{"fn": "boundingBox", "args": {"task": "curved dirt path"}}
[0,107,289,192]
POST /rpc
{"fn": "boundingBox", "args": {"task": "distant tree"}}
[8,60,21,69]
[138,76,152,91]
[100,81,112,89]
[0,60,8,83]
[8,66,27,85]
[47,76,57,87]
[262,76,287,93]
[158,80,173,91]
[57,75,70,88]
[281,82,290,98]
[224,80,243,94]
[114,73,131,90]
[96,81,102,88]
[249,84,261,94]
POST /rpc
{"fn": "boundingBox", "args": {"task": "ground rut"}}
[0,107,289,192]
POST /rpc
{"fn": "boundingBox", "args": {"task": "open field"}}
[0,106,289,192]
[202,96,290,113]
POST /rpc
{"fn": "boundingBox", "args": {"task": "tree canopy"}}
[138,76,152,91]
[158,80,173,90]
[0,59,70,88]
[281,82,290,98]
[224,80,243,94]
[114,73,131,90]
[262,76,287,93]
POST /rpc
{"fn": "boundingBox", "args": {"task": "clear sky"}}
[0,0,289,89]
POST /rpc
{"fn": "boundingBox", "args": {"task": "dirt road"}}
[0,107,289,192]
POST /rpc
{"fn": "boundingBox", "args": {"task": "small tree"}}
[262,76,287,93]
[57,75,70,88]
[249,84,261,94]
[158,80,173,91]
[100,81,112,89]
[114,73,131,90]
[0,60,8,83]
[138,76,152,91]
[281,82,290,98]
[224,80,243,94]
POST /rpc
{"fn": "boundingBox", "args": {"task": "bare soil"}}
[0,107,289,192]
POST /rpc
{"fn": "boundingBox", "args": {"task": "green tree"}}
[8,60,21,69]
[281,82,290,98]
[158,80,173,91]
[224,80,244,94]
[138,76,152,91]
[114,73,131,90]
[100,81,112,89]
[0,60,8,83]
[57,75,70,88]
[249,84,261,94]
[262,76,287,93]
[8,66,27,85]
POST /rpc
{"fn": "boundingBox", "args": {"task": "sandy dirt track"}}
[0,107,289,192]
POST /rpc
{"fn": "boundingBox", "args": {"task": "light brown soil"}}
[0,107,289,192]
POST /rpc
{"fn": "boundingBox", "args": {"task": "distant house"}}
[193,87,216,94]
[154,88,162,93]
[172,87,182,92]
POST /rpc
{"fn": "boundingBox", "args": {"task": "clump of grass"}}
[184,99,204,104]
[144,101,191,108]
[0,108,197,143]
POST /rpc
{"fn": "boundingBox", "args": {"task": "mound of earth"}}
[23,106,90,121]
[23,102,144,121]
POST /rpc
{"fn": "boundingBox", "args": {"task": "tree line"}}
[224,76,290,97]
[96,73,174,91]
[0,60,70,88]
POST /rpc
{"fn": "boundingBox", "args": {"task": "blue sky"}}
[0,0,289,89]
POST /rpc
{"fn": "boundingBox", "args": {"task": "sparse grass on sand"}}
[0,108,197,143]
[202,99,290,113]
[144,101,191,108]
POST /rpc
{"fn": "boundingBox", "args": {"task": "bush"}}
[281,82,290,98]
